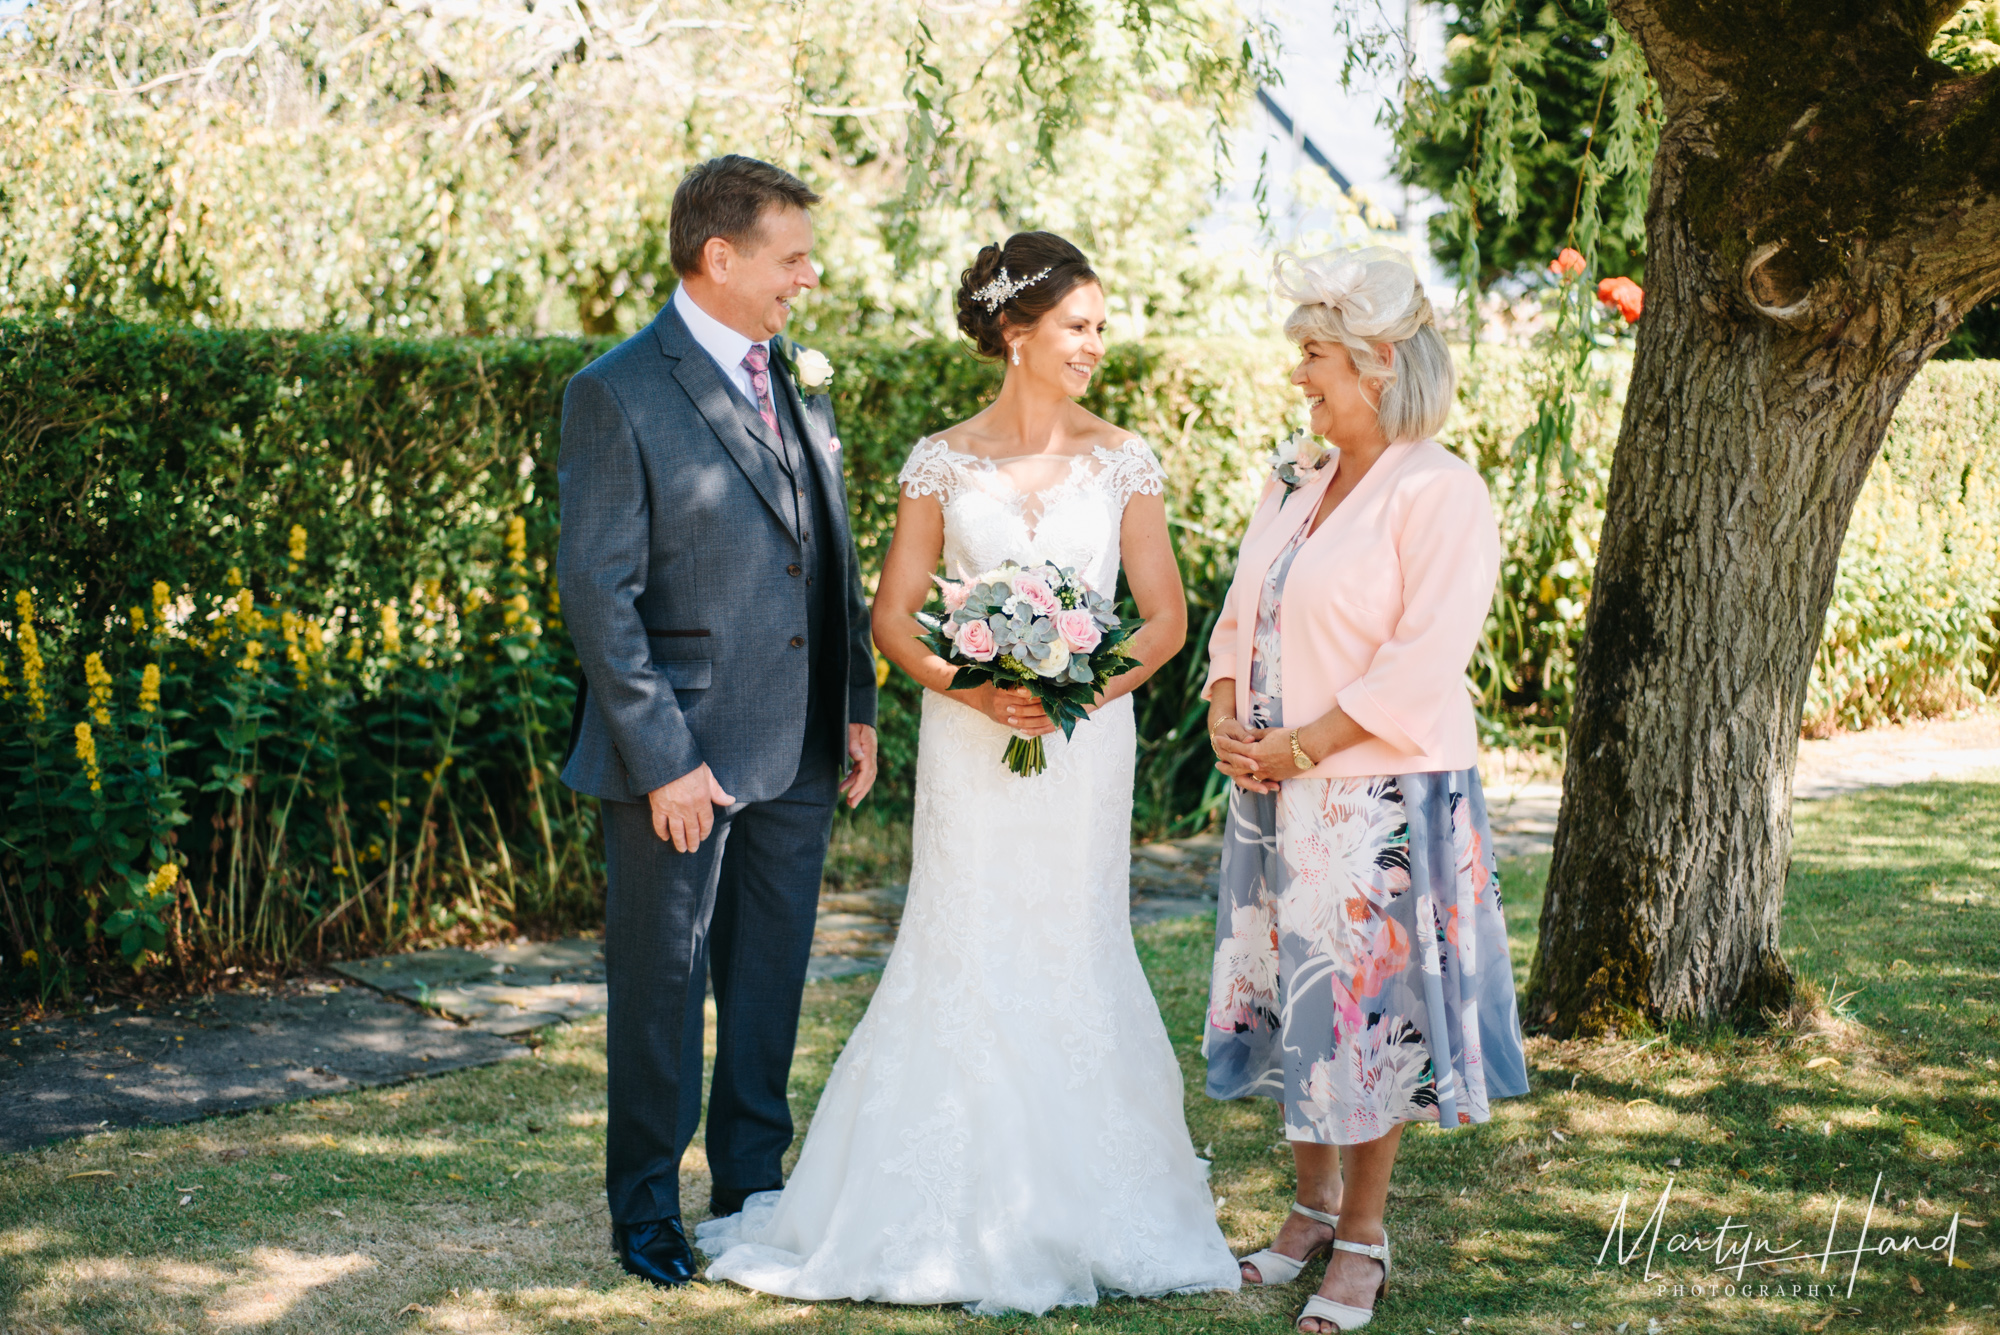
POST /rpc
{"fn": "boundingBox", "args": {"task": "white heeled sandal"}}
[1295,1230,1390,1331]
[1237,1201,1340,1285]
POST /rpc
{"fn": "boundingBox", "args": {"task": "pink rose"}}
[1011,573,1060,617]
[955,618,998,661]
[1054,609,1102,654]
[932,575,970,613]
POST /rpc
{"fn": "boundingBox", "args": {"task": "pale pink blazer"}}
[1204,437,1501,778]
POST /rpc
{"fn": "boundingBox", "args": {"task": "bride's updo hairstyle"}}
[1275,245,1456,443]
[955,231,1098,361]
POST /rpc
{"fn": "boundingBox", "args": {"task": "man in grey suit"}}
[556,155,878,1288]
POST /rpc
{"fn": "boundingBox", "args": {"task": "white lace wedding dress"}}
[695,436,1242,1315]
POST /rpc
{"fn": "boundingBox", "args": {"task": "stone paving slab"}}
[327,947,500,993]
[329,937,607,1030]
[0,984,524,1154]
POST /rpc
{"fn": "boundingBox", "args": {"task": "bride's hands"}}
[955,682,1057,736]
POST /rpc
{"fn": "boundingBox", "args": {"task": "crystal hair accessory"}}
[1272,245,1430,341]
[971,264,1054,313]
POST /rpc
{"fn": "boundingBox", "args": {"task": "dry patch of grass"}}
[4,778,1998,1333]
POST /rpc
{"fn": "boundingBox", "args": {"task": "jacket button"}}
[787,563,802,577]
[790,635,805,648]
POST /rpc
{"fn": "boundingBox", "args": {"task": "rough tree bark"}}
[1526,1,2000,1034]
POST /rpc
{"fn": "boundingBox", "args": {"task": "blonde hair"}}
[1275,247,1455,443]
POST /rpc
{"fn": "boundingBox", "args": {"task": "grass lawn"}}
[4,777,1997,1335]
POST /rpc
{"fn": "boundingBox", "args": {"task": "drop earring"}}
[1011,343,1021,366]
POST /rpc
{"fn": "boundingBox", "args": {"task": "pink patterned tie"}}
[740,345,779,436]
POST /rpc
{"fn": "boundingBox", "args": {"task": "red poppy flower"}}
[1550,247,1586,279]
[1596,275,1644,323]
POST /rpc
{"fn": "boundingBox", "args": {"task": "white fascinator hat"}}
[1273,245,1453,442]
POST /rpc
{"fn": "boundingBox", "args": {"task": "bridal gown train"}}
[695,436,1243,1315]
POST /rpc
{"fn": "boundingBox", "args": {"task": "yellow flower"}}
[503,591,530,627]
[875,651,890,688]
[303,618,326,656]
[130,606,147,633]
[288,524,308,566]
[84,653,114,725]
[74,721,100,791]
[505,515,528,572]
[225,567,242,588]
[145,863,179,903]
[380,604,402,658]
[282,611,311,686]
[240,639,263,674]
[15,591,46,723]
[234,588,258,633]
[139,663,161,713]
[346,633,364,662]
[152,581,171,618]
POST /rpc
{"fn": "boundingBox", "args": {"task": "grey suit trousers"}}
[600,732,840,1225]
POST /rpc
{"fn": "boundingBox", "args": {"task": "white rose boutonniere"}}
[782,342,835,395]
[1271,429,1328,493]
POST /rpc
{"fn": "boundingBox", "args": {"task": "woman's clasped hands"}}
[1209,717,1296,793]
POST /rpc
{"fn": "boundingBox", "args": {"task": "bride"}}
[695,231,1242,1314]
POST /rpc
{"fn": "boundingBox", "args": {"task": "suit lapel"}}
[654,305,797,536]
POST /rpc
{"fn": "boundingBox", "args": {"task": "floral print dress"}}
[1203,512,1530,1144]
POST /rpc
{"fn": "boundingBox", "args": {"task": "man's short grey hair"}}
[1277,250,1455,442]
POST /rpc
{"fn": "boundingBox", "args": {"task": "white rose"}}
[794,348,835,388]
[1034,641,1071,678]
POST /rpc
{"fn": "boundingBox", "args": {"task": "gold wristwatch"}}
[1288,728,1313,771]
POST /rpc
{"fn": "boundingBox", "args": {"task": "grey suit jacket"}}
[556,301,877,806]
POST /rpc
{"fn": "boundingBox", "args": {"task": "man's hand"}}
[839,724,878,808]
[647,763,737,853]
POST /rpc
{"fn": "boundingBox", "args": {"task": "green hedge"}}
[3,319,1997,995]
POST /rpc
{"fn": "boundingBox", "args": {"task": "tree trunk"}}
[1526,1,2000,1034]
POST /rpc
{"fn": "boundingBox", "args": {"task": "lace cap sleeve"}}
[898,436,959,503]
[1100,438,1167,509]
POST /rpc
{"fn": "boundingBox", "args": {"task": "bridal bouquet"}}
[916,561,1141,776]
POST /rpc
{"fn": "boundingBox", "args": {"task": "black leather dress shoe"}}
[611,1217,697,1288]
[710,1181,782,1218]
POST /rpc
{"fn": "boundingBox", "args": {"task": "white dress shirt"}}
[673,283,770,407]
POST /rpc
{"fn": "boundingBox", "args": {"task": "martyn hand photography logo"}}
[1596,1171,1974,1306]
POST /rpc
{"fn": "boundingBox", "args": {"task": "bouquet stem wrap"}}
[1003,734,1047,777]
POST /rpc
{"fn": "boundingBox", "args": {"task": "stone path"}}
[326,938,607,1036]
[9,706,1993,1151]
[1483,707,2000,861]
[0,983,523,1154]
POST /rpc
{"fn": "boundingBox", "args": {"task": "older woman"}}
[1203,248,1530,1333]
